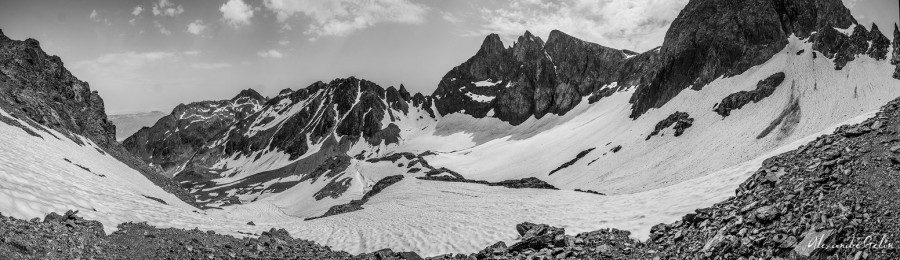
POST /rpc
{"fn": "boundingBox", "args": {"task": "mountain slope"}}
[123,89,266,177]
[0,29,196,206]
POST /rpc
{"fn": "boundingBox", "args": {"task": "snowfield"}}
[0,36,899,257]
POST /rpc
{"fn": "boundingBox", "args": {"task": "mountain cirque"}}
[1,0,899,258]
[6,96,900,259]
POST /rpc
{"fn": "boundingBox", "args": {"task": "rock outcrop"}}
[714,72,786,117]
[893,24,900,79]
[646,111,694,140]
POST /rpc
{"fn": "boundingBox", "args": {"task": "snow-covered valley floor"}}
[0,104,879,256]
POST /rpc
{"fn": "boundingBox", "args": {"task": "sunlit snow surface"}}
[0,36,899,257]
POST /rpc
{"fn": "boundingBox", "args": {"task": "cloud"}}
[187,20,207,35]
[257,49,283,58]
[152,0,184,17]
[475,0,688,51]
[89,10,99,21]
[183,50,201,56]
[262,0,428,39]
[72,51,178,85]
[441,12,462,24]
[278,40,290,45]
[154,21,172,35]
[191,62,232,69]
[221,0,254,27]
[132,5,143,16]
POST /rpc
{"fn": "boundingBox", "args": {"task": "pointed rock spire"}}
[477,33,505,56]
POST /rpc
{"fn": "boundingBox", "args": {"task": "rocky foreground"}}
[5,98,900,259]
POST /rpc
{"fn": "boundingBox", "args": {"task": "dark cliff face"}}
[432,30,630,125]
[893,24,900,79]
[122,89,266,176]
[629,0,860,119]
[0,29,115,146]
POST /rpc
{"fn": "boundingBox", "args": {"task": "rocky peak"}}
[433,29,637,125]
[477,33,506,56]
[231,88,264,102]
[512,30,546,62]
[0,30,115,146]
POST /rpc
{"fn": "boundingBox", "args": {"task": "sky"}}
[0,0,896,114]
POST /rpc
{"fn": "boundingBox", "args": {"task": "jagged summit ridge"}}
[123,88,267,177]
[432,29,636,125]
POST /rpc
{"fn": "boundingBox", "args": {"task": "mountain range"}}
[1,0,899,258]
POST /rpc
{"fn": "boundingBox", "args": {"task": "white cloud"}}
[154,21,172,35]
[183,50,201,56]
[262,0,428,39]
[187,20,207,35]
[257,49,283,58]
[220,0,254,27]
[278,40,290,45]
[89,10,99,21]
[73,51,177,84]
[152,0,184,17]
[132,5,143,16]
[476,0,688,51]
[441,12,462,24]
[191,62,232,69]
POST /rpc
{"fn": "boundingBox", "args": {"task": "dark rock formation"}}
[417,176,558,190]
[307,175,405,220]
[0,29,115,145]
[714,72,786,117]
[893,24,900,79]
[0,29,197,206]
[548,148,595,175]
[646,112,694,140]
[0,210,360,259]
[814,23,891,70]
